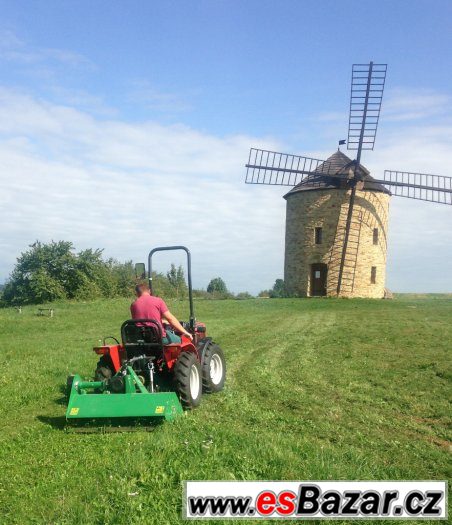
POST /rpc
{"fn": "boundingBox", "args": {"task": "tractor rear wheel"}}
[94,356,114,381]
[202,343,226,393]
[174,352,202,409]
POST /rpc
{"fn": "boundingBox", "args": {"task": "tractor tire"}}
[94,356,114,381]
[173,352,202,409]
[201,343,226,393]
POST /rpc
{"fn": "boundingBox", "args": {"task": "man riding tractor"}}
[66,246,226,423]
[130,281,192,344]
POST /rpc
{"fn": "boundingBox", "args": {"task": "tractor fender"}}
[93,344,123,372]
[196,337,213,363]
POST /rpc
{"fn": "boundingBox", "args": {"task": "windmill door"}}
[310,263,327,297]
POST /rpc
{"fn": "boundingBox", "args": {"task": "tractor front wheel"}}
[174,352,202,409]
[202,344,226,393]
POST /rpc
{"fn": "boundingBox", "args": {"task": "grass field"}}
[0,296,451,524]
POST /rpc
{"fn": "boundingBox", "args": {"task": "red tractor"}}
[66,246,225,422]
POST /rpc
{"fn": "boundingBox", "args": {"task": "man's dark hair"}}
[135,281,150,296]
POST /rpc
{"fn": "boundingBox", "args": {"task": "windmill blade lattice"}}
[374,170,452,205]
[245,148,337,186]
[347,63,387,152]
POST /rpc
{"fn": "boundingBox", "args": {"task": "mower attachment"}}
[66,367,183,422]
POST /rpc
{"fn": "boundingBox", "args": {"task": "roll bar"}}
[148,246,195,330]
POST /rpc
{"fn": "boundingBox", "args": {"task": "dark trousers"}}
[162,329,181,344]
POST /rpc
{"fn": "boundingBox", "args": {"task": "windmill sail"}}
[245,148,329,186]
[373,171,452,205]
[347,63,387,152]
[337,62,387,295]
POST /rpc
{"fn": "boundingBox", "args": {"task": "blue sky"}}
[0,0,451,293]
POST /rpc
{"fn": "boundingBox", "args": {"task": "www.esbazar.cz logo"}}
[184,481,447,519]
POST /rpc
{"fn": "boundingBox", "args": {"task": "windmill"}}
[245,62,452,298]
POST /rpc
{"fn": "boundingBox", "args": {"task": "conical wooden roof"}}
[284,150,391,198]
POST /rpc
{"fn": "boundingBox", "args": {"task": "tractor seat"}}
[120,319,163,359]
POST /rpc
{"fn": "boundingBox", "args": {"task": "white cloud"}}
[383,88,451,122]
[126,80,193,113]
[0,30,94,69]
[0,88,284,292]
[0,85,451,294]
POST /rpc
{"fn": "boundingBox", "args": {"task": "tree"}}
[109,260,135,296]
[2,241,75,305]
[167,263,178,288]
[166,264,188,299]
[176,266,187,298]
[2,241,135,305]
[207,277,228,295]
[1,240,194,306]
[72,248,115,299]
[269,279,287,298]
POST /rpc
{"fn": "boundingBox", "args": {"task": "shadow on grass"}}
[55,395,68,406]
[37,415,66,430]
[37,415,164,433]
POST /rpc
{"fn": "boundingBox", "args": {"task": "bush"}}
[236,292,253,300]
[192,289,213,300]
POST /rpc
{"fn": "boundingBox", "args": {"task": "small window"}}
[371,266,377,284]
[315,227,323,244]
[315,270,321,279]
[373,228,378,245]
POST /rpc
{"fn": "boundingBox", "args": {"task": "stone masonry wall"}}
[284,188,390,298]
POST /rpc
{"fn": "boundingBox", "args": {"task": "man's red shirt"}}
[130,294,169,336]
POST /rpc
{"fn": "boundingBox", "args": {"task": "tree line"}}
[1,241,137,305]
[0,241,278,306]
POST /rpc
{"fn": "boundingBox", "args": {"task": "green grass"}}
[0,296,450,524]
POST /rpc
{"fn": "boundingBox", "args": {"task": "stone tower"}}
[284,150,391,298]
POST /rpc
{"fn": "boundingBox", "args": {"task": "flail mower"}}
[66,246,226,424]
